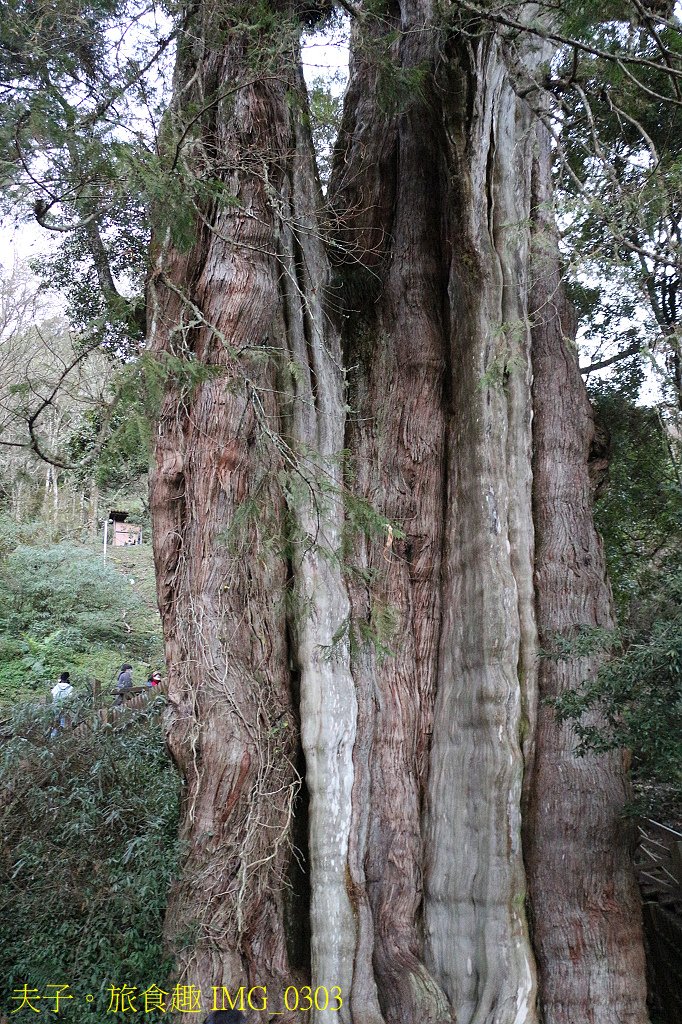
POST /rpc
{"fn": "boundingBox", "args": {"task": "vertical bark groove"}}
[148,4,650,1022]
[526,125,649,1024]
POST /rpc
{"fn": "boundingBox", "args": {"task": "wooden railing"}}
[636,818,682,912]
[70,683,168,734]
[634,818,682,1021]
[0,682,168,743]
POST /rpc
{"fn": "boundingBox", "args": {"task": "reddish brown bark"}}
[525,127,649,1024]
[337,35,451,1023]
[149,17,306,995]
[147,3,650,1022]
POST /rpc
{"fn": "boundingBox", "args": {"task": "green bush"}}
[554,567,682,820]
[0,538,162,704]
[0,701,180,1020]
[590,385,682,619]
[554,386,682,821]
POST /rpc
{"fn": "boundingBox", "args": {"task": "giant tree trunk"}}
[525,126,648,1024]
[149,2,649,1022]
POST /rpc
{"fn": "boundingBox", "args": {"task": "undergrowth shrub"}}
[0,535,162,704]
[554,387,682,822]
[0,700,180,1020]
[553,568,682,821]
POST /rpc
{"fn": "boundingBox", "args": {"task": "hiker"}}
[51,672,74,733]
[51,672,73,702]
[114,663,133,705]
[145,671,163,688]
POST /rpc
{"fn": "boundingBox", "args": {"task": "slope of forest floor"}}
[0,521,163,707]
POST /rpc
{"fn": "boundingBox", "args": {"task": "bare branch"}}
[580,340,644,374]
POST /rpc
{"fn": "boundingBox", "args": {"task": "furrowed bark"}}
[275,92,357,1017]
[149,8,358,1008]
[526,125,649,1024]
[422,36,538,1024]
[333,15,540,1024]
[335,25,451,1022]
[146,2,652,1021]
[149,46,299,989]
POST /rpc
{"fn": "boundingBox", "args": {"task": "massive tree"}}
[147,2,650,1023]
[3,0,670,1021]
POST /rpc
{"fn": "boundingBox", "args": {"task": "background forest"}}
[0,0,682,1022]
